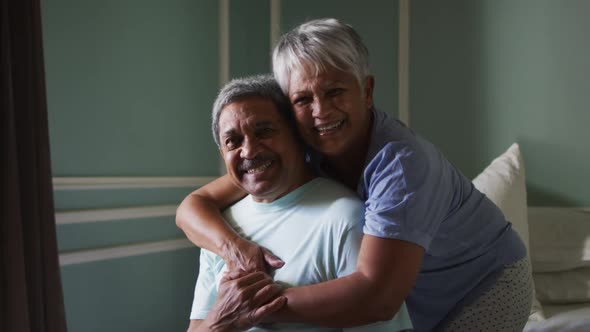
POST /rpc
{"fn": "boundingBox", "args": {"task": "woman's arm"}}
[176,175,245,256]
[175,174,284,272]
[275,235,424,327]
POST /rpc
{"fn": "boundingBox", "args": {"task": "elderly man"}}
[186,75,411,332]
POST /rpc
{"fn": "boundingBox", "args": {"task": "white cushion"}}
[472,143,545,321]
[524,306,590,332]
[473,143,529,245]
[534,267,590,304]
[528,207,590,272]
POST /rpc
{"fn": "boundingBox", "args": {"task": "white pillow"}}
[528,207,590,272]
[472,143,529,245]
[472,143,545,321]
[523,306,590,332]
[534,267,590,304]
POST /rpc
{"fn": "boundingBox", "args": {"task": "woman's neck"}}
[322,154,365,190]
[322,113,373,190]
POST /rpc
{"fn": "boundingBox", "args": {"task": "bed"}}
[472,144,590,332]
[523,207,590,332]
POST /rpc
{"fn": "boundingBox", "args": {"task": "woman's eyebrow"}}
[254,121,274,128]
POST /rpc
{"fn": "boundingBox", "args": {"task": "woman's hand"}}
[204,271,287,331]
[222,237,284,273]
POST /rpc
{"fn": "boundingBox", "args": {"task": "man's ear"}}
[363,76,375,109]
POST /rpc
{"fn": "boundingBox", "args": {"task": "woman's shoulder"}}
[362,112,453,197]
[368,110,446,171]
[368,110,430,163]
[365,139,432,182]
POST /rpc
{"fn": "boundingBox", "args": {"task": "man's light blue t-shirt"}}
[190,177,412,332]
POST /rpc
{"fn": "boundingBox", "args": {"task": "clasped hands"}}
[201,238,286,332]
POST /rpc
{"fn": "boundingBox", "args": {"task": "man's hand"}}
[203,271,287,332]
[222,237,284,273]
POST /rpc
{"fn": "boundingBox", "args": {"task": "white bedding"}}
[524,207,590,331]
[470,145,590,330]
[524,304,590,332]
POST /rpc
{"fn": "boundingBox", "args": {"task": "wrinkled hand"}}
[204,271,287,332]
[223,238,284,273]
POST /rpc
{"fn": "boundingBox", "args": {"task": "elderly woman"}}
[177,18,532,331]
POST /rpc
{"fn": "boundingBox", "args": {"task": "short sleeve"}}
[334,202,364,278]
[190,249,219,320]
[362,142,452,250]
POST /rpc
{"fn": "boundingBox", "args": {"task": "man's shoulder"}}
[302,178,364,224]
[305,177,361,203]
[222,192,255,215]
[222,177,363,223]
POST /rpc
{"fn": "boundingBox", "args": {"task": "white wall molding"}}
[59,238,194,266]
[270,0,281,50]
[529,206,590,213]
[219,0,230,87]
[219,0,230,176]
[53,176,215,190]
[398,0,410,126]
[56,204,177,225]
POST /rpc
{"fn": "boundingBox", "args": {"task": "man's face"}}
[218,97,308,203]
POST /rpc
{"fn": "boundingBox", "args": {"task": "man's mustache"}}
[239,154,276,172]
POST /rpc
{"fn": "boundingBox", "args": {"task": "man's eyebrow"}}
[222,128,237,137]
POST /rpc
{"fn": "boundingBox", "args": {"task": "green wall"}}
[229,0,271,78]
[410,0,590,206]
[60,249,199,332]
[44,0,220,177]
[42,0,219,331]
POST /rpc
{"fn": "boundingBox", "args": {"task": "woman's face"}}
[287,66,374,157]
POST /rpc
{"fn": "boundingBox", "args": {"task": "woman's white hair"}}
[272,18,370,94]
